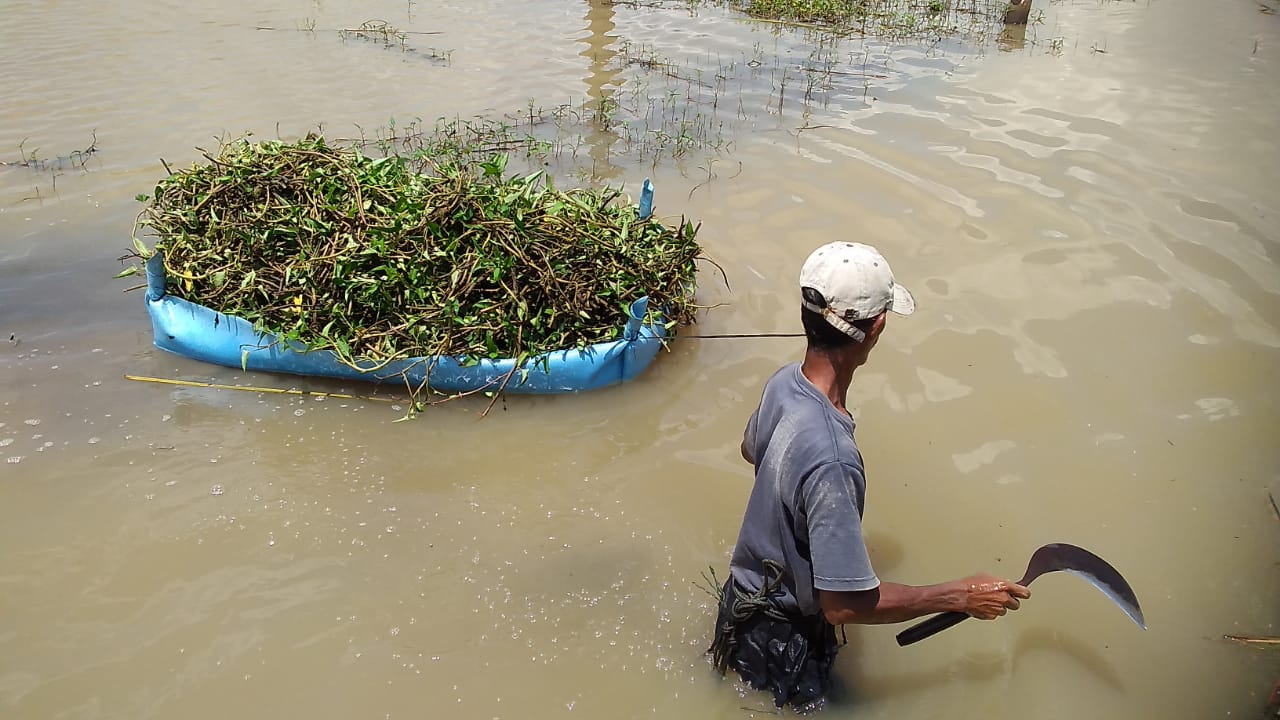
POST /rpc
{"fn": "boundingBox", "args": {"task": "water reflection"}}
[998,22,1028,52]
[579,0,624,181]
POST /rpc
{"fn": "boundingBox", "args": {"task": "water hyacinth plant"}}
[123,134,704,380]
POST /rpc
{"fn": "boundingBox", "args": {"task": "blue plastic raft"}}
[142,181,669,394]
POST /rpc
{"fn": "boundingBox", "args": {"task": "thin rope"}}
[679,332,804,339]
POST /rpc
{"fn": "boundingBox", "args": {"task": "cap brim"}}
[891,283,916,316]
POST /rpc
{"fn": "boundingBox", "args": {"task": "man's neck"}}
[800,348,858,413]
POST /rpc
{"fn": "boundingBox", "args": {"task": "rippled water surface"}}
[2,1,1277,718]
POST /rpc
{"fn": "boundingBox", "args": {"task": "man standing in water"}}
[710,241,1031,708]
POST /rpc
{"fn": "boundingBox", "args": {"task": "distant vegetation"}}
[699,0,1022,43]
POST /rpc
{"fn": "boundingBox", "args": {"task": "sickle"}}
[895,543,1146,647]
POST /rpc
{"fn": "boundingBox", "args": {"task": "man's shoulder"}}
[762,362,801,390]
[806,455,865,484]
[760,363,810,407]
[758,367,857,451]
[792,411,864,480]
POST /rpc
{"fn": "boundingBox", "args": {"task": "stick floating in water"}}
[124,374,400,403]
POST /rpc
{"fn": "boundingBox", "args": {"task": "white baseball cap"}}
[799,241,916,342]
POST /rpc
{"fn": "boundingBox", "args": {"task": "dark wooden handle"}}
[896,611,971,646]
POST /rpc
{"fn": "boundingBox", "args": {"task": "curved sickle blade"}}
[1021,543,1146,630]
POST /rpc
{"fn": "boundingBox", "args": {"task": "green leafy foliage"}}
[129,134,702,366]
[708,0,1013,40]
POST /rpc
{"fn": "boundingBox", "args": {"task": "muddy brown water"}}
[2,0,1277,718]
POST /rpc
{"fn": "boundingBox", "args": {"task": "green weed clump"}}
[128,134,701,367]
[743,0,870,25]
[712,0,1013,41]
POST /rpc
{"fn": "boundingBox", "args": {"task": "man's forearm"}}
[819,581,965,625]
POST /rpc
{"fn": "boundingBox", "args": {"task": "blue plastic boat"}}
[141,180,669,394]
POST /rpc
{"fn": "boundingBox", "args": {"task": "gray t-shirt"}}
[729,363,880,617]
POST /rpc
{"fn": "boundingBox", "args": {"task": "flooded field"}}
[1,0,1277,718]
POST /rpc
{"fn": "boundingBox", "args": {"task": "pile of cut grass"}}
[126,134,702,371]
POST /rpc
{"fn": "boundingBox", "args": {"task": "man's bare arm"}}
[818,574,1029,626]
[740,440,754,465]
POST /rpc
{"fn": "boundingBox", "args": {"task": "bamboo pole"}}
[1224,634,1280,648]
[124,374,400,404]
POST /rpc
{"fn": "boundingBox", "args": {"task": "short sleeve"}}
[801,462,880,592]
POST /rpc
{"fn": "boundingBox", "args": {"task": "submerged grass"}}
[2,133,100,204]
[0,133,98,170]
[122,133,703,404]
[338,19,453,64]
